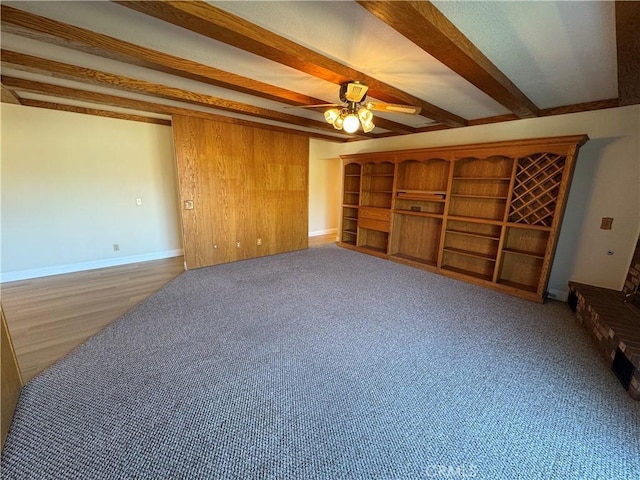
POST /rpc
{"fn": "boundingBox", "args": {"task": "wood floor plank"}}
[1,256,185,382]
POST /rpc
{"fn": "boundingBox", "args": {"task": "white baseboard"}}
[1,249,184,283]
[309,228,338,237]
[546,288,569,302]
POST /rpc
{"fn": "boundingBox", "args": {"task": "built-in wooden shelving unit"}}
[339,135,589,302]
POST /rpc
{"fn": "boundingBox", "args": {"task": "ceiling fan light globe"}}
[357,107,373,125]
[343,114,360,133]
[324,108,340,124]
[333,115,344,130]
[362,121,375,133]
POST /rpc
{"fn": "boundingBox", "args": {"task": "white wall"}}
[1,104,183,281]
[315,105,640,297]
[308,139,342,238]
[3,103,638,297]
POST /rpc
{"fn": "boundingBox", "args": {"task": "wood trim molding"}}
[1,305,23,450]
[357,1,539,119]
[615,1,640,105]
[19,99,172,125]
[116,1,467,128]
[469,98,620,126]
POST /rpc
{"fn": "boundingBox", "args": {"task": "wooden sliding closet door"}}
[172,115,308,269]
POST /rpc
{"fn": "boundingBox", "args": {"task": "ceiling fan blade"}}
[365,102,421,115]
[344,82,369,103]
[284,103,342,109]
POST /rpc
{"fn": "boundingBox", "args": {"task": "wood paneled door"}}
[172,116,308,269]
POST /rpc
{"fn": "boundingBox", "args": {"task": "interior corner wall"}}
[333,105,640,297]
[308,139,342,238]
[1,104,183,282]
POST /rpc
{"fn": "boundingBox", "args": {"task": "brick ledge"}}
[568,281,640,400]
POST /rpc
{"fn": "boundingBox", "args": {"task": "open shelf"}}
[394,209,443,219]
[447,215,503,226]
[358,227,389,254]
[390,214,442,266]
[359,245,387,255]
[443,247,496,261]
[361,162,394,209]
[450,194,508,200]
[502,248,545,259]
[502,227,549,258]
[453,177,511,181]
[496,253,543,291]
[341,205,359,244]
[396,158,449,191]
[496,279,537,293]
[448,196,507,221]
[446,229,500,241]
[396,194,446,202]
[395,198,445,215]
[441,264,493,282]
[390,252,437,268]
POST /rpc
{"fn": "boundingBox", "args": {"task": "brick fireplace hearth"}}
[568,237,640,400]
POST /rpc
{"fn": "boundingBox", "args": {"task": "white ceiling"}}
[0,1,624,141]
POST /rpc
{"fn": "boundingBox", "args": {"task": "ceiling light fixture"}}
[324,103,375,134]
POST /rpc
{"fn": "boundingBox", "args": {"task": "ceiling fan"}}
[298,81,422,134]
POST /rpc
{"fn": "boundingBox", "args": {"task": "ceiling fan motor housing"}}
[340,81,368,103]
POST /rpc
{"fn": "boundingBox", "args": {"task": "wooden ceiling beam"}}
[19,99,172,125]
[0,50,380,137]
[357,1,539,119]
[0,76,348,142]
[1,85,21,104]
[615,1,640,105]
[115,0,467,128]
[0,5,325,107]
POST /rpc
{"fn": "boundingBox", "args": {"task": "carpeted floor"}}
[2,244,639,479]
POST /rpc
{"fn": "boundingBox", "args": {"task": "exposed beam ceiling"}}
[116,0,467,128]
[0,1,624,140]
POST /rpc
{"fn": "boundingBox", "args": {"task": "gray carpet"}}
[2,244,639,479]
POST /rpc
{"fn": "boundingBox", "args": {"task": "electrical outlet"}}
[236,242,241,248]
[113,243,120,251]
[257,238,262,246]
[136,198,143,206]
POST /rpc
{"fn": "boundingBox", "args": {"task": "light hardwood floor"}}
[1,235,336,382]
[1,257,186,382]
